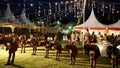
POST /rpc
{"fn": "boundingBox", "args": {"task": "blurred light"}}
[55,2,58,5]
[70,1,73,3]
[57,20,61,25]
[61,2,63,4]
[66,1,69,4]
[117,11,119,13]
[18,4,21,6]
[38,10,41,13]
[105,6,108,8]
[74,0,77,2]
[68,25,72,30]
[30,3,33,7]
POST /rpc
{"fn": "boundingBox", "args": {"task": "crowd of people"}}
[0,29,120,66]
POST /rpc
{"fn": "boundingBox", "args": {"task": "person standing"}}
[54,39,62,61]
[44,40,51,58]
[69,42,78,65]
[5,34,19,65]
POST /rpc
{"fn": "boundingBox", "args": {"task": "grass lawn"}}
[0,44,119,68]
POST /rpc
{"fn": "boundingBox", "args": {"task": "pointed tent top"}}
[20,9,34,26]
[74,8,105,30]
[4,3,14,18]
[81,8,104,27]
[4,3,19,24]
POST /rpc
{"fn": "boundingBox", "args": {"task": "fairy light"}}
[66,1,69,4]
[74,0,77,2]
[74,0,77,17]
[112,3,115,14]
[105,6,108,8]
[55,2,58,5]
[102,2,105,16]
[0,0,120,24]
[38,2,41,17]
[109,4,112,13]
[68,2,73,13]
[76,0,81,18]
[30,3,33,7]
[117,11,119,13]
[43,8,46,16]
[49,9,52,15]
[54,14,56,20]
[70,1,73,3]
[61,1,64,4]
[65,1,67,17]
[48,3,52,15]
[58,3,61,20]
[55,2,58,13]
[18,4,21,6]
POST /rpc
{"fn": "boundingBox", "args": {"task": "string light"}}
[30,3,33,7]
[117,11,119,13]
[112,3,115,14]
[0,0,119,24]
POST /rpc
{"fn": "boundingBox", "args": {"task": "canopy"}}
[74,8,105,31]
[4,4,19,24]
[19,10,34,26]
[73,8,120,35]
[106,20,120,31]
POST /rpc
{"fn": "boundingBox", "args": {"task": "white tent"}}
[107,20,120,30]
[73,8,106,34]
[74,8,105,30]
[73,8,120,35]
[19,10,34,26]
[4,4,19,24]
[106,20,120,35]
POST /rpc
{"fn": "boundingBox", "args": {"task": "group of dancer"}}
[0,29,120,67]
[0,32,78,65]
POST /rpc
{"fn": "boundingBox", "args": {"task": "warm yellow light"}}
[74,0,77,2]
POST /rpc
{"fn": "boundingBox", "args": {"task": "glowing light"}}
[117,11,119,13]
[105,6,108,8]
[68,25,72,30]
[70,1,73,3]
[57,21,61,25]
[61,2,63,4]
[55,2,58,5]
[66,1,69,4]
[74,0,77,2]
[30,3,33,7]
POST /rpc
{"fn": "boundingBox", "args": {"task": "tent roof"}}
[107,20,120,28]
[74,8,120,31]
[19,10,34,26]
[4,4,19,24]
[105,20,120,31]
[74,8,105,30]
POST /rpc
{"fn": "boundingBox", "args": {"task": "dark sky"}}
[0,0,120,25]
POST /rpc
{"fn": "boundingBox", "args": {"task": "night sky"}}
[0,0,120,25]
